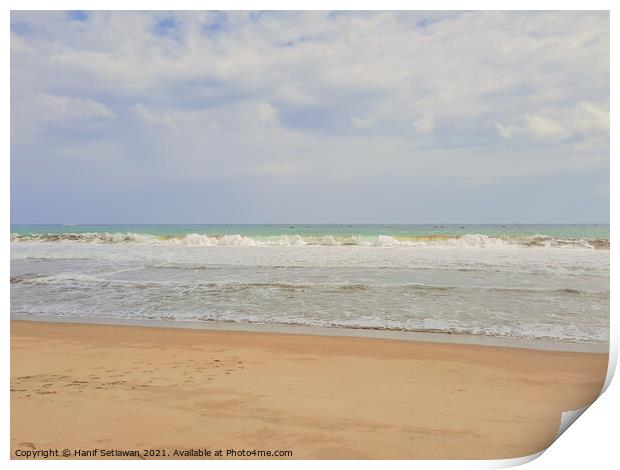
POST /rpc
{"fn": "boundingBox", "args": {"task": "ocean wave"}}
[10,311,608,344]
[11,275,609,298]
[10,232,609,249]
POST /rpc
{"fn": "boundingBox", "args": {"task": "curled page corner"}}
[496,450,545,468]
[554,347,616,440]
[555,404,590,440]
[491,400,599,468]
[499,403,597,469]
[543,350,614,460]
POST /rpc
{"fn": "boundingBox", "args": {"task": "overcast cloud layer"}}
[10,11,609,224]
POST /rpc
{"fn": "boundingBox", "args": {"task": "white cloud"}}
[525,114,568,140]
[574,101,610,133]
[496,101,609,141]
[11,11,609,131]
[276,84,315,105]
[10,11,609,219]
[130,103,177,132]
[495,123,519,139]
[350,116,377,128]
[37,94,115,122]
[255,102,279,125]
[414,115,434,135]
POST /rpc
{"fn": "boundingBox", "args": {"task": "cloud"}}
[37,94,116,122]
[10,11,610,223]
[496,101,609,141]
[255,102,279,125]
[414,115,434,135]
[350,116,376,128]
[495,123,519,139]
[525,114,569,140]
[130,103,178,132]
[10,92,116,139]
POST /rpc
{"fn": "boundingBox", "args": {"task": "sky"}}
[10,11,610,224]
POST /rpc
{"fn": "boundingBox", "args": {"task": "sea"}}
[10,224,610,345]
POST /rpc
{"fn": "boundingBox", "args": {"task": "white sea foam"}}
[9,232,609,249]
[10,230,610,344]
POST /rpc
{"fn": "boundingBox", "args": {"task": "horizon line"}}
[10,222,611,226]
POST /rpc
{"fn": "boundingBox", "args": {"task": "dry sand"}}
[10,320,608,459]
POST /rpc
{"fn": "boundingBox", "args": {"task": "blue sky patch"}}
[10,21,30,35]
[67,11,88,22]
[154,18,177,37]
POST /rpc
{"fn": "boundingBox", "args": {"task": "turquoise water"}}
[10,223,611,239]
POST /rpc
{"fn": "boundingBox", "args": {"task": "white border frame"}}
[3,2,616,468]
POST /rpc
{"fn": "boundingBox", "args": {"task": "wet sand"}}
[10,320,608,459]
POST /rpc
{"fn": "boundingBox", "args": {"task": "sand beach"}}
[10,320,608,459]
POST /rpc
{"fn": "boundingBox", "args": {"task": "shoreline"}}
[11,319,609,459]
[10,314,609,353]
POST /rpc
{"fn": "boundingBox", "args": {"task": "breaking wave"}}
[11,273,610,298]
[10,232,609,249]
